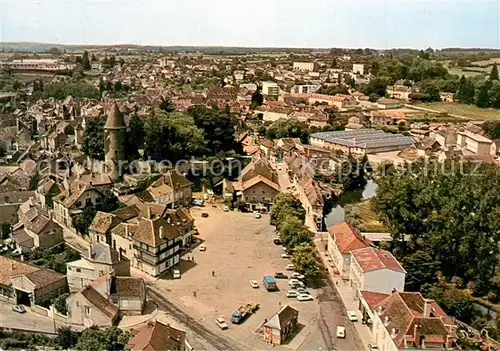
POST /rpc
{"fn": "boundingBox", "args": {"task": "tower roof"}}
[105,102,127,130]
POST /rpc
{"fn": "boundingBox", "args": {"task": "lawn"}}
[344,200,388,233]
[414,102,500,121]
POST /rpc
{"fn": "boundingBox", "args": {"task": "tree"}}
[64,124,75,135]
[72,206,97,235]
[159,96,175,112]
[401,250,439,291]
[53,293,69,315]
[42,81,100,100]
[339,154,368,191]
[373,160,500,294]
[456,75,475,104]
[126,115,145,159]
[269,193,306,229]
[82,117,105,160]
[250,88,264,109]
[100,193,120,213]
[0,222,11,239]
[490,63,499,81]
[483,121,500,140]
[266,118,310,144]
[279,216,313,250]
[476,80,492,108]
[291,243,319,278]
[427,284,477,323]
[81,51,91,70]
[57,327,80,350]
[75,326,130,351]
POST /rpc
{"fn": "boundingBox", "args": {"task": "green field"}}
[414,102,500,121]
[471,57,500,66]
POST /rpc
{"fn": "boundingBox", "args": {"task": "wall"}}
[242,182,279,205]
[372,312,399,351]
[364,270,405,295]
[67,263,95,293]
[67,293,113,327]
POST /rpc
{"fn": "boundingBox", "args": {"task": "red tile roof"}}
[351,247,406,273]
[360,290,389,311]
[328,222,371,254]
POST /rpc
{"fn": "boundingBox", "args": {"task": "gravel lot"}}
[150,205,362,350]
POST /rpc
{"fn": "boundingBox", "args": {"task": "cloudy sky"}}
[0,0,498,49]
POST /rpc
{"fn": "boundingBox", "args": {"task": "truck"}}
[231,303,260,324]
[263,275,278,291]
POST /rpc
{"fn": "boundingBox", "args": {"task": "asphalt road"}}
[0,302,57,334]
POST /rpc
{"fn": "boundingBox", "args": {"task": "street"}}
[0,302,58,334]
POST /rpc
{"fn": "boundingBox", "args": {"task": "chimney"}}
[423,298,432,317]
[414,323,422,348]
[384,316,390,327]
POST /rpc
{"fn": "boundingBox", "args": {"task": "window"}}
[262,190,265,194]
[84,306,90,315]
[129,244,132,250]
[67,266,72,271]
[76,268,81,273]
[122,300,129,309]
[76,201,81,207]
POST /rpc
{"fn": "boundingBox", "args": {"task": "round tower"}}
[104,102,127,181]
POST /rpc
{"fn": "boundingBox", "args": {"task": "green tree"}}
[266,118,310,144]
[100,193,120,213]
[401,250,439,291]
[64,124,75,135]
[72,206,97,235]
[427,284,477,322]
[250,88,264,109]
[490,63,499,81]
[0,222,11,239]
[57,327,80,350]
[339,154,368,191]
[53,293,69,315]
[456,75,475,104]
[279,216,313,250]
[291,243,319,278]
[483,121,500,140]
[269,193,306,229]
[159,96,175,112]
[81,51,91,70]
[82,117,105,160]
[126,114,145,159]
[476,80,492,108]
[75,326,130,351]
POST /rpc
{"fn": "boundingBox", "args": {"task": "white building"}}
[293,62,317,72]
[352,63,365,75]
[291,84,322,94]
[457,130,496,156]
[349,247,406,296]
[327,222,371,278]
[261,81,280,96]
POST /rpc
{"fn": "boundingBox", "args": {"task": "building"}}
[350,247,406,296]
[370,110,406,126]
[67,242,130,293]
[53,180,104,231]
[457,130,496,156]
[311,129,413,155]
[254,105,293,122]
[261,81,280,96]
[104,102,127,182]
[67,285,119,327]
[293,62,317,72]
[377,98,403,109]
[126,320,186,351]
[291,84,321,94]
[222,152,280,211]
[440,92,455,102]
[353,63,365,75]
[264,305,299,345]
[0,256,66,307]
[327,222,371,278]
[372,292,456,351]
[386,84,413,101]
[146,171,192,208]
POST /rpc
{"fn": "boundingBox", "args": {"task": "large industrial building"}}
[310,129,413,155]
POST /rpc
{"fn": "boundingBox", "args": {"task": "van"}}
[336,326,345,338]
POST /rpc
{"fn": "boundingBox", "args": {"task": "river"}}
[324,180,378,227]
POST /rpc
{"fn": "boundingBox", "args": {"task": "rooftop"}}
[311,129,413,150]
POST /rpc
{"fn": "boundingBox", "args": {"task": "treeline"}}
[40,81,101,100]
[455,65,500,108]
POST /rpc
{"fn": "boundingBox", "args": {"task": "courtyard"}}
[148,205,363,350]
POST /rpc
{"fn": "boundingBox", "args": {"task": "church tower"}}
[104,102,126,182]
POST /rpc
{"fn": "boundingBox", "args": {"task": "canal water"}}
[324,180,378,227]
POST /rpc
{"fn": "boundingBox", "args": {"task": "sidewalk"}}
[314,238,373,351]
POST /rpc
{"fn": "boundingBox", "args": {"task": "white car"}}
[286,290,298,298]
[286,264,295,270]
[223,206,229,212]
[216,317,229,330]
[199,244,207,251]
[249,280,259,288]
[336,326,345,338]
[173,270,181,279]
[347,310,358,322]
[297,293,314,301]
[290,272,305,280]
[281,253,290,259]
[288,278,300,286]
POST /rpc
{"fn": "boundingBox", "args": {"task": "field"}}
[471,57,500,66]
[413,102,500,121]
[345,200,388,233]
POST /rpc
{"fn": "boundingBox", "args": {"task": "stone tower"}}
[104,102,126,182]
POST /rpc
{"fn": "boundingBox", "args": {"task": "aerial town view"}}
[0,0,498,350]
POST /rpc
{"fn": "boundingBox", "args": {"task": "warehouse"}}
[310,129,413,155]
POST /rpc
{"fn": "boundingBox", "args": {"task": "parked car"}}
[290,272,305,280]
[286,290,298,298]
[347,310,358,322]
[249,280,259,288]
[288,279,300,286]
[216,317,229,330]
[254,213,262,219]
[12,305,26,313]
[297,294,314,301]
[192,199,204,206]
[286,264,295,270]
[223,206,229,212]
[201,212,209,218]
[273,239,282,245]
[296,287,309,294]
[274,272,288,279]
[199,244,207,251]
[281,253,290,259]
[368,344,378,350]
[336,326,345,338]
[173,270,181,279]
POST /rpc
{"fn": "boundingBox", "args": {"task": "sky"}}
[0,0,499,49]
